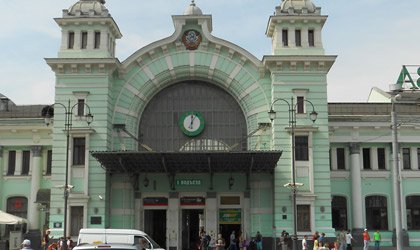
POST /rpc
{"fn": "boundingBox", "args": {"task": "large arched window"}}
[332,196,348,230]
[406,195,420,230]
[139,81,247,152]
[365,196,388,230]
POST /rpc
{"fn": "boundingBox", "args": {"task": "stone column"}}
[349,143,363,230]
[243,191,251,242]
[28,146,42,230]
[168,192,180,250]
[205,192,217,242]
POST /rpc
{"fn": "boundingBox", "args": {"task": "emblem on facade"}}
[182,30,202,50]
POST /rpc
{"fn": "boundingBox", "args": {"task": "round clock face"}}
[179,111,205,137]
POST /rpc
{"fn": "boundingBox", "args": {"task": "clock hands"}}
[189,115,196,129]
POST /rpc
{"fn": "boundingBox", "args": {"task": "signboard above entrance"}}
[180,197,205,206]
[219,209,241,224]
[176,179,202,187]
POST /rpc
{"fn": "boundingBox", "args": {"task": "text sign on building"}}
[396,66,420,90]
[219,209,241,224]
[176,179,202,187]
[143,197,168,206]
[180,197,205,206]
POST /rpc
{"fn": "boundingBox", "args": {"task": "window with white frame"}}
[402,148,411,170]
[7,150,16,175]
[94,31,101,49]
[81,32,88,49]
[362,148,371,170]
[21,150,30,175]
[72,137,86,166]
[295,136,309,161]
[68,32,75,49]
[308,30,315,47]
[377,148,386,170]
[365,196,388,230]
[406,196,420,230]
[295,29,302,47]
[296,96,305,114]
[46,150,52,175]
[282,29,288,46]
[336,148,346,170]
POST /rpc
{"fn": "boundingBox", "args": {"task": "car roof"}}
[73,243,138,250]
[79,228,147,236]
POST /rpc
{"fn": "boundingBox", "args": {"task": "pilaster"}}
[349,143,364,230]
[28,146,42,230]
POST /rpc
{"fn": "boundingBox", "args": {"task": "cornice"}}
[45,58,121,74]
[263,55,336,74]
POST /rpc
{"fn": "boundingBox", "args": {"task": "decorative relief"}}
[182,30,202,50]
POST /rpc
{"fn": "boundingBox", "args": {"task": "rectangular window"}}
[77,99,85,116]
[403,148,411,170]
[46,150,52,175]
[282,29,288,46]
[418,148,420,170]
[21,151,30,175]
[363,148,371,170]
[81,32,88,49]
[296,96,304,114]
[337,148,346,170]
[72,138,86,166]
[7,151,16,175]
[297,205,311,231]
[94,31,101,49]
[295,136,309,161]
[295,29,302,47]
[377,148,386,170]
[68,32,75,49]
[308,30,315,47]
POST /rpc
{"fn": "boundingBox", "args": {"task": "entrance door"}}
[182,209,203,250]
[220,224,241,249]
[144,210,167,248]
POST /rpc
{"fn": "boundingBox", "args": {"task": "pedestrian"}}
[338,229,346,250]
[363,229,370,250]
[345,230,354,250]
[238,231,245,250]
[43,230,51,250]
[313,235,319,250]
[228,231,237,250]
[21,239,33,250]
[373,230,381,250]
[67,237,73,250]
[215,234,225,250]
[302,235,308,250]
[255,231,263,250]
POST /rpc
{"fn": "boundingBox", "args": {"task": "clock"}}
[179,111,205,137]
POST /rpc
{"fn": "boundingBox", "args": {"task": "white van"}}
[77,229,164,250]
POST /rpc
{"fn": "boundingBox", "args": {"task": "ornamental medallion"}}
[182,30,202,50]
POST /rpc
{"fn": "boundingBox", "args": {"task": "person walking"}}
[338,229,346,250]
[215,234,225,250]
[255,231,263,250]
[363,229,370,250]
[373,230,381,250]
[345,230,354,250]
[228,231,237,250]
[302,235,308,250]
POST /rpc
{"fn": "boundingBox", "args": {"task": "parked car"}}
[77,228,163,250]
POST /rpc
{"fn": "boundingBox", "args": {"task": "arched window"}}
[406,195,420,230]
[332,196,348,230]
[6,196,28,234]
[365,196,388,230]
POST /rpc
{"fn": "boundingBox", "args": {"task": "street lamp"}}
[390,94,403,250]
[268,97,317,250]
[43,100,93,250]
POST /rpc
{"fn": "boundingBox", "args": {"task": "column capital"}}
[31,146,42,157]
[349,143,360,155]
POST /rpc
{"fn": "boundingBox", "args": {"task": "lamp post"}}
[268,97,317,250]
[44,100,93,250]
[391,94,403,250]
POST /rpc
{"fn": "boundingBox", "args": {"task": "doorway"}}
[144,210,167,248]
[220,224,242,248]
[182,209,203,250]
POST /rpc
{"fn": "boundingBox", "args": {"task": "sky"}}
[0,0,419,105]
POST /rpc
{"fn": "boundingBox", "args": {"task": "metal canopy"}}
[91,151,282,174]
